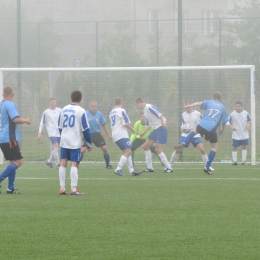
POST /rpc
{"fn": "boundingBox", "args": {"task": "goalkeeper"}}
[130,113,161,165]
[170,103,213,170]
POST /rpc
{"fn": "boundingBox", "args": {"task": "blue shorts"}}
[60,147,81,162]
[115,138,132,151]
[148,126,167,144]
[179,136,202,148]
[232,139,248,147]
[50,137,61,145]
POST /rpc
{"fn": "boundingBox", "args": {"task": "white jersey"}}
[109,106,130,142]
[143,104,166,130]
[39,107,62,137]
[229,110,251,140]
[181,110,202,137]
[59,104,89,149]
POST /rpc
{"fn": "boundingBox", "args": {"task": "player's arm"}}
[102,124,112,140]
[246,115,251,131]
[82,128,92,151]
[185,101,203,109]
[13,117,31,125]
[160,114,167,129]
[125,123,135,133]
[130,121,139,141]
[140,126,151,138]
[38,113,45,139]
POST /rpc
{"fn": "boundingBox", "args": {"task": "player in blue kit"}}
[0,86,31,194]
[81,100,112,168]
[176,91,229,175]
[58,90,92,195]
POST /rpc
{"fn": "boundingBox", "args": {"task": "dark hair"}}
[135,97,144,104]
[114,97,122,105]
[3,86,14,96]
[71,90,82,103]
[49,97,56,102]
[235,101,242,106]
[213,91,221,101]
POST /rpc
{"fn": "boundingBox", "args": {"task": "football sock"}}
[144,150,153,169]
[232,151,237,162]
[206,150,216,169]
[242,150,247,162]
[53,147,59,164]
[48,152,54,163]
[104,154,110,165]
[131,151,135,165]
[158,152,171,169]
[0,163,18,183]
[170,151,178,165]
[59,167,66,190]
[117,155,127,170]
[70,166,78,191]
[150,145,163,163]
[127,156,134,173]
[202,154,209,165]
[8,171,17,190]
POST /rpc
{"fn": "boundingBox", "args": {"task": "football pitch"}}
[1,163,259,260]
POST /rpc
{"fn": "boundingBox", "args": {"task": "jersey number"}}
[111,115,116,126]
[208,108,220,118]
[63,114,75,128]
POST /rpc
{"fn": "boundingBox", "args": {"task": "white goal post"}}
[0,65,256,165]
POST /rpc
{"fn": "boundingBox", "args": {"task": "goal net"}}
[0,66,256,165]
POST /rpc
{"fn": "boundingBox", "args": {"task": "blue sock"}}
[206,150,216,169]
[183,131,196,147]
[104,154,110,165]
[0,163,18,183]
[8,171,17,190]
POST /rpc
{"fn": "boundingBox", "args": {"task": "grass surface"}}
[1,162,260,260]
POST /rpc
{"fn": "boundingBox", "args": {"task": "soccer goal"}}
[0,65,256,165]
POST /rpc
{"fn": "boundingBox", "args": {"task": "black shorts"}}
[0,141,23,160]
[196,125,218,144]
[131,138,146,151]
[82,132,106,148]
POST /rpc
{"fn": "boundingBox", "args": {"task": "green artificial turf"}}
[0,163,259,260]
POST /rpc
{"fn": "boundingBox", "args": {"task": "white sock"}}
[117,155,128,170]
[242,150,247,162]
[127,156,134,173]
[53,147,60,164]
[59,166,66,190]
[48,152,54,163]
[170,151,178,165]
[144,150,153,169]
[202,154,208,165]
[158,152,171,169]
[232,151,237,162]
[70,166,78,192]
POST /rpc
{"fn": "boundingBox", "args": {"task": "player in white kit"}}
[58,91,92,195]
[38,97,62,168]
[229,101,251,165]
[109,97,142,176]
[135,97,173,173]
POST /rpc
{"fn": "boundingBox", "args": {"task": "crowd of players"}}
[0,87,251,195]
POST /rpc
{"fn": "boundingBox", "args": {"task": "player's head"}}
[135,97,145,109]
[71,90,82,103]
[140,112,146,124]
[114,97,123,107]
[235,101,243,112]
[49,97,57,109]
[89,100,98,113]
[184,101,192,113]
[213,91,221,101]
[3,86,14,100]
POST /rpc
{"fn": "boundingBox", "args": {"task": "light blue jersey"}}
[199,100,229,132]
[0,100,21,143]
[86,110,106,134]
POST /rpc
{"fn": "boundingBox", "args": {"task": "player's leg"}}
[79,137,88,165]
[150,144,163,164]
[100,145,112,169]
[53,141,60,168]
[232,139,239,165]
[204,132,218,174]
[69,148,83,195]
[241,139,249,165]
[170,136,187,166]
[0,143,22,194]
[131,139,145,166]
[59,147,68,194]
[143,139,155,172]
